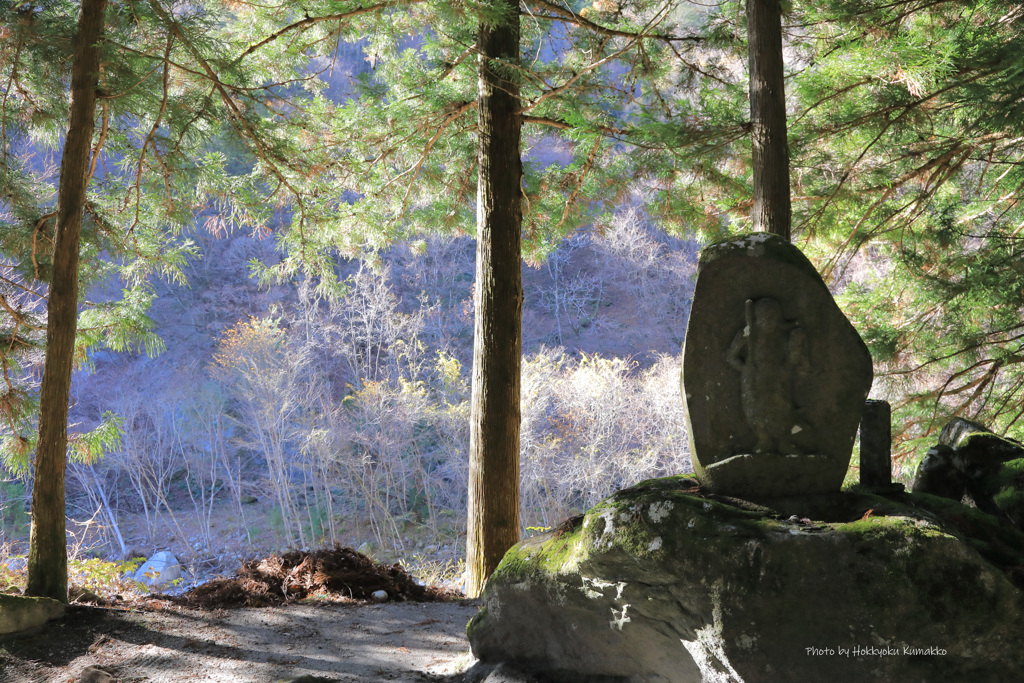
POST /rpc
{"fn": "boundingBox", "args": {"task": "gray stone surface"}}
[681,233,873,496]
[937,417,990,448]
[78,666,115,683]
[133,551,182,587]
[911,444,966,501]
[468,477,1024,683]
[464,662,544,683]
[0,593,65,635]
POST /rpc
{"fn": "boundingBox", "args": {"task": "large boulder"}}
[468,477,1024,683]
[681,233,873,497]
[0,593,65,635]
[937,417,990,448]
[913,419,1024,532]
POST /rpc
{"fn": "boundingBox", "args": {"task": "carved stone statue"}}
[725,298,809,454]
[681,233,873,497]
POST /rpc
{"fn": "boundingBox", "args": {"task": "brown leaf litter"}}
[160,544,462,609]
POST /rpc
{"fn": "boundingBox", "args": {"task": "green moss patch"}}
[0,593,65,635]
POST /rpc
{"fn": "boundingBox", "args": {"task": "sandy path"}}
[1,600,480,682]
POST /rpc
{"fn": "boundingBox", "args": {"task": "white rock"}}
[133,551,182,587]
[371,590,388,602]
[3,557,26,572]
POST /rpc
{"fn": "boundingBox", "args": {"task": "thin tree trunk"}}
[747,0,791,240]
[26,0,107,601]
[89,466,127,559]
[466,0,522,598]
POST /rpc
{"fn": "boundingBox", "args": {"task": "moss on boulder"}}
[468,477,1024,683]
[0,593,65,636]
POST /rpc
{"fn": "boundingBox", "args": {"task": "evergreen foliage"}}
[783,1,1024,460]
[4,0,1024,585]
[0,0,234,468]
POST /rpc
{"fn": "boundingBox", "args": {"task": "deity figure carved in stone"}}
[726,297,810,454]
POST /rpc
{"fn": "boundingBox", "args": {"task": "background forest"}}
[3,0,1024,590]
[42,215,696,580]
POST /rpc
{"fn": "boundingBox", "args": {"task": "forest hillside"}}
[5,0,1024,598]
[2,208,698,586]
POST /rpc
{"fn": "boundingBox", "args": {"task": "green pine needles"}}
[4,0,1024,486]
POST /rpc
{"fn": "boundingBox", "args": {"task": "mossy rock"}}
[915,425,1024,532]
[698,233,823,283]
[957,432,1024,469]
[468,477,1024,683]
[0,593,65,635]
[937,417,990,448]
[971,457,1024,529]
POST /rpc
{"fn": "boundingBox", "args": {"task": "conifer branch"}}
[107,39,320,94]
[519,36,628,114]
[233,0,427,64]
[147,0,310,256]
[31,212,54,282]
[791,78,874,125]
[127,33,174,234]
[521,115,628,137]
[557,135,601,231]
[385,101,477,218]
[438,43,477,81]
[86,101,109,183]
[0,292,41,331]
[523,0,704,44]
[0,35,24,176]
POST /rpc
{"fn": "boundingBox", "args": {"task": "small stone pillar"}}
[860,400,892,488]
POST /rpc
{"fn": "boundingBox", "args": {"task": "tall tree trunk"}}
[26,0,107,602]
[465,0,522,598]
[747,0,791,241]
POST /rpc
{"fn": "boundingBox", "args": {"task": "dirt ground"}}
[0,599,480,682]
[0,548,481,682]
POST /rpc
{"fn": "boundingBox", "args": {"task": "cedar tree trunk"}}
[747,0,791,240]
[465,0,523,598]
[26,0,107,601]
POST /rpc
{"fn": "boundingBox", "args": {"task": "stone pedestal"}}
[468,477,1024,683]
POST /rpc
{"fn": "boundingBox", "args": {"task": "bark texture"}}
[27,0,107,601]
[747,0,791,241]
[466,0,523,598]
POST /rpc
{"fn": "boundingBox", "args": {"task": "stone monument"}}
[682,233,873,496]
[467,234,1024,683]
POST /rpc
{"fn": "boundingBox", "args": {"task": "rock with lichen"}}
[0,593,65,636]
[682,233,873,497]
[467,476,1024,683]
[937,417,990,448]
[913,420,1024,532]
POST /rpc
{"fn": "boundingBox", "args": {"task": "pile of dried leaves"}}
[163,545,462,609]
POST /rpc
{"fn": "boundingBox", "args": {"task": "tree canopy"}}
[5,0,1024,594]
